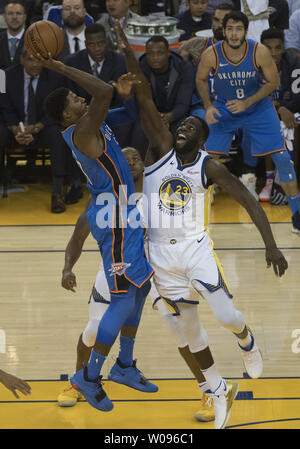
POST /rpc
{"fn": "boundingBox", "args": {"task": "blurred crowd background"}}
[0,0,299,213]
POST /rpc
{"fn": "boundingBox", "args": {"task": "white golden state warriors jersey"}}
[143,149,213,243]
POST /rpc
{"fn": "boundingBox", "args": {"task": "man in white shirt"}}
[0,1,26,69]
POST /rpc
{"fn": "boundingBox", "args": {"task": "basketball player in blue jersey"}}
[115,19,288,429]
[58,147,157,407]
[36,56,154,412]
[58,146,217,422]
[189,3,234,120]
[196,10,300,234]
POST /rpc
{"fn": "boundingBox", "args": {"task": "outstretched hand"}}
[265,247,288,277]
[112,73,141,100]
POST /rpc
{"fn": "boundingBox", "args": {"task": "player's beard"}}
[174,138,198,155]
[225,35,246,49]
[63,15,85,29]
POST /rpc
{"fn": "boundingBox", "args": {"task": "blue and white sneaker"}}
[108,358,158,393]
[70,367,113,412]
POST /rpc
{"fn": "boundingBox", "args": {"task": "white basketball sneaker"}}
[238,332,263,378]
[206,379,239,429]
[239,173,259,201]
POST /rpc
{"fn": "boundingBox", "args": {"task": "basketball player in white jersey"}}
[115,21,288,429]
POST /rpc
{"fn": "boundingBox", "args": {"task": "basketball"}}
[24,20,64,59]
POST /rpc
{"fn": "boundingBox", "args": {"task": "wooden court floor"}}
[0,184,300,430]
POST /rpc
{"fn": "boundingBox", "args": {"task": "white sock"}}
[201,364,224,393]
[238,331,253,349]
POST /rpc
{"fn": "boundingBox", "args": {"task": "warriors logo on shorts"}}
[159,178,192,211]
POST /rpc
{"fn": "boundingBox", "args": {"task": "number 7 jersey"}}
[212,39,268,113]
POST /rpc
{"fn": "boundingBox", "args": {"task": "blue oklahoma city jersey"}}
[212,39,269,112]
[62,122,153,293]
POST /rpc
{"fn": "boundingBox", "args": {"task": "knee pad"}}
[157,300,187,348]
[82,319,99,347]
[177,303,209,353]
[271,150,296,183]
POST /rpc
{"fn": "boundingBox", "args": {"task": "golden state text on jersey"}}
[143,149,214,243]
[159,174,193,214]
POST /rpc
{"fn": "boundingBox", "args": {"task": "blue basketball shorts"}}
[100,228,153,295]
[204,99,285,157]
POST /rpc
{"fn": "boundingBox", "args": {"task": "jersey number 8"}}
[236,88,245,99]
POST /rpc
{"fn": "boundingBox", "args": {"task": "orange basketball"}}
[24,20,64,58]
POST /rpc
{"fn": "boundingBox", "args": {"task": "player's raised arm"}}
[114,20,173,165]
[205,159,288,277]
[35,54,113,157]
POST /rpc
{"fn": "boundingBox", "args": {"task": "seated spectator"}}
[43,0,94,28]
[56,0,89,60]
[130,34,194,157]
[284,8,300,57]
[140,35,194,132]
[177,0,212,41]
[64,22,131,146]
[34,0,106,23]
[1,47,82,212]
[0,1,26,70]
[97,0,140,51]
